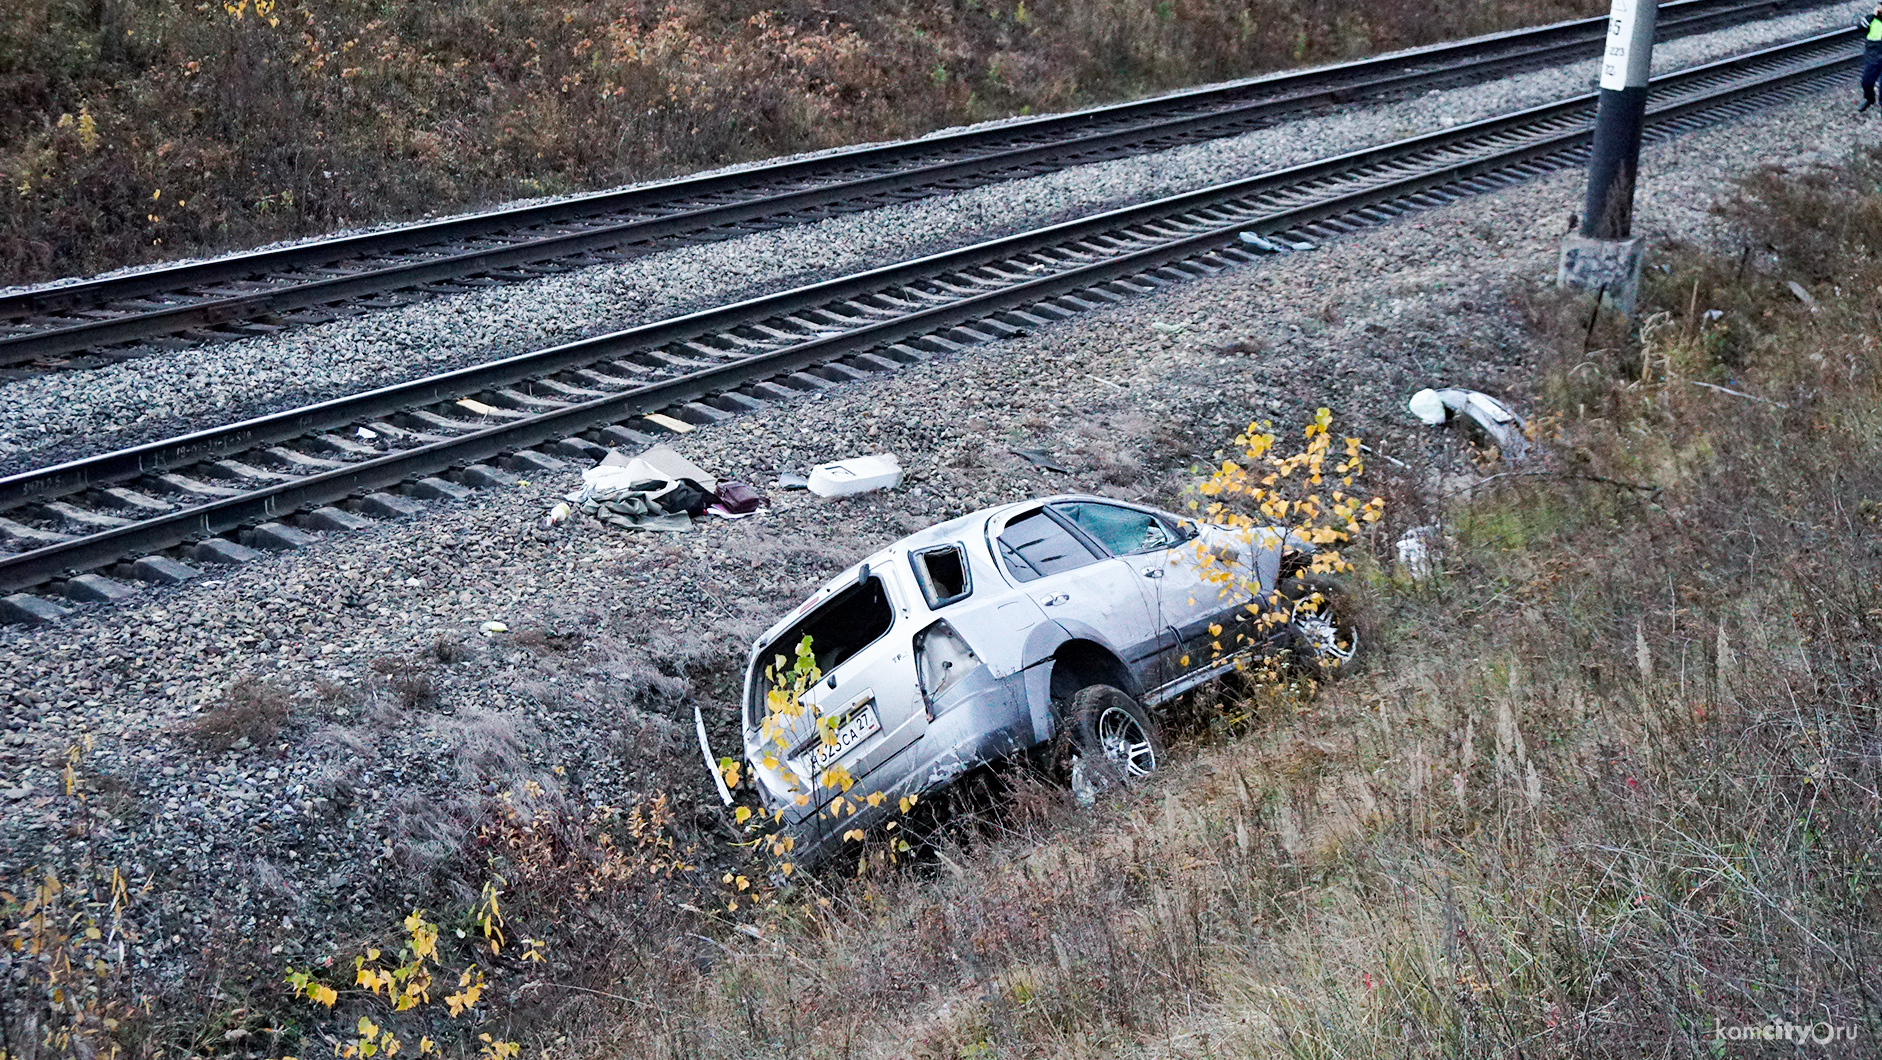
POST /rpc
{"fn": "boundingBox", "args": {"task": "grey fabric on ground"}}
[570,444,719,531]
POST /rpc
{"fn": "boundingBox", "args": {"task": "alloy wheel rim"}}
[1096,705,1156,777]
[1293,603,1357,662]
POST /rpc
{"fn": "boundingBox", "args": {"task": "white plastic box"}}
[807,453,903,497]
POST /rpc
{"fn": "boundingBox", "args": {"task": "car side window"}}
[910,545,972,608]
[1052,502,1177,557]
[996,509,1100,583]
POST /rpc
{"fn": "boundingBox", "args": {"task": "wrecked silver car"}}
[700,495,1357,869]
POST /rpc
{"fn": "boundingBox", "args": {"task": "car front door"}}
[991,507,1166,693]
[1049,501,1228,690]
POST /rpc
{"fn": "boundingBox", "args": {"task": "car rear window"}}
[996,509,1099,583]
[753,575,894,721]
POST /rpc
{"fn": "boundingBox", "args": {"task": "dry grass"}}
[19,149,1881,1060]
[180,674,290,751]
[527,148,1882,1058]
[0,0,1604,282]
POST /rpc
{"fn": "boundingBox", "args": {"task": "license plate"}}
[800,695,880,776]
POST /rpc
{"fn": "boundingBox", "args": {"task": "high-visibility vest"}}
[1868,15,1882,41]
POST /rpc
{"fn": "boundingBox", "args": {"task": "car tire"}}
[1279,576,1360,678]
[1064,684,1163,804]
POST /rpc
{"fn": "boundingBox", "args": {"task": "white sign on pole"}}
[1599,0,1656,91]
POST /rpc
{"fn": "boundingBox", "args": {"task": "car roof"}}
[749,495,1168,652]
[893,494,1165,551]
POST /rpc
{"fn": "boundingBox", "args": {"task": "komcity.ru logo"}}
[1712,1017,1860,1046]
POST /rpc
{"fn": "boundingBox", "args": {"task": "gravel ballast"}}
[0,5,1853,473]
[2,60,1875,1006]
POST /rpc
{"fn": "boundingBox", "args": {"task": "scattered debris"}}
[710,481,767,516]
[696,703,734,804]
[1408,387,1529,462]
[1396,525,1439,580]
[1239,232,1316,253]
[480,621,508,635]
[1685,379,1789,409]
[774,472,812,491]
[1358,443,1409,470]
[537,501,573,531]
[456,397,499,416]
[570,444,717,531]
[1785,280,1817,310]
[807,453,903,497]
[1011,448,1072,473]
[1149,321,1189,334]
[1086,373,1126,391]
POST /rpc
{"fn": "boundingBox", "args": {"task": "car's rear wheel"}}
[1281,577,1360,678]
[1064,684,1163,804]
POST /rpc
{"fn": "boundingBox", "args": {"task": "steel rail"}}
[0,0,1835,366]
[0,30,1855,597]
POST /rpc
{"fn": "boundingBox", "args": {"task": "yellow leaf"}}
[843,829,865,842]
[312,984,338,1008]
[866,792,885,807]
[733,806,752,823]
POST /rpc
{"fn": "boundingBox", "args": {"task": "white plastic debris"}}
[543,501,572,526]
[480,621,508,635]
[807,453,903,497]
[1408,388,1529,461]
[1396,525,1438,580]
[1408,388,1449,425]
[574,444,718,500]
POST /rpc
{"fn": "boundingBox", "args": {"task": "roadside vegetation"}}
[0,0,1606,284]
[6,139,1879,1060]
[542,147,1882,1056]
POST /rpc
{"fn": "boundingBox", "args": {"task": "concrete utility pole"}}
[1559,0,1659,313]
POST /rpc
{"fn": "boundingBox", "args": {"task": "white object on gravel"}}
[808,453,903,497]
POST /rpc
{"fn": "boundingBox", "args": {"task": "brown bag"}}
[713,481,766,515]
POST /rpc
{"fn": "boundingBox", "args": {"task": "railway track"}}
[0,28,1857,621]
[0,0,1838,371]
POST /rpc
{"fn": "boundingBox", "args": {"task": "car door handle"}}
[1141,567,1164,578]
[1039,593,1070,606]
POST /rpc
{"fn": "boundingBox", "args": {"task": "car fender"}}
[1018,620,1077,746]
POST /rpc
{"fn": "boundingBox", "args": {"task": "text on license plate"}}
[802,696,880,776]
